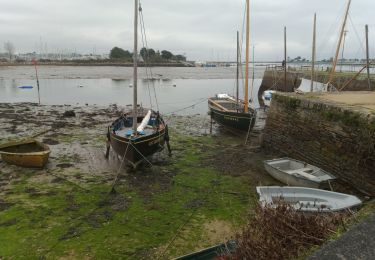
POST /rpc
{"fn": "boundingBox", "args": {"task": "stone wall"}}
[262,93,375,196]
[258,70,301,105]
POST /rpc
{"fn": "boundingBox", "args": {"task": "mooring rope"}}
[165,98,207,115]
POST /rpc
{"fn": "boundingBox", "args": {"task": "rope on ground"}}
[245,109,257,145]
[111,139,131,191]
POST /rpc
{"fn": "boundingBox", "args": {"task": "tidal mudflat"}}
[0,102,278,259]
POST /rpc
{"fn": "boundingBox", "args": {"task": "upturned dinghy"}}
[264,158,336,189]
[0,140,50,168]
[256,186,362,212]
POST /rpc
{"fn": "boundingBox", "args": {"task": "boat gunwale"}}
[264,157,336,182]
[110,129,166,145]
[0,140,50,156]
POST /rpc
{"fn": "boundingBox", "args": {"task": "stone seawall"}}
[258,70,301,105]
[262,93,375,195]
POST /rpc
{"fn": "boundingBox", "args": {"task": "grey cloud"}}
[0,0,374,61]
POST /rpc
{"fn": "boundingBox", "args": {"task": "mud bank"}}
[0,102,277,259]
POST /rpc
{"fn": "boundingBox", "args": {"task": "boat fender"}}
[126,130,134,136]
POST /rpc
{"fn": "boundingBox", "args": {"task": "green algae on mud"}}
[0,103,277,259]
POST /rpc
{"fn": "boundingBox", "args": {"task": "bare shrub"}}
[227,204,350,260]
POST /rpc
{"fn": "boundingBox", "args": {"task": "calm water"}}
[0,67,264,115]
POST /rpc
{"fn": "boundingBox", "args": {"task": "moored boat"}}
[256,186,362,212]
[106,0,169,168]
[261,90,275,107]
[208,0,256,133]
[208,95,256,132]
[107,108,167,168]
[264,158,336,189]
[0,139,50,168]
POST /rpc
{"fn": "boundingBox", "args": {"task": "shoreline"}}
[0,62,191,67]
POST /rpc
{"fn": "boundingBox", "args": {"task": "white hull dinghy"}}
[264,158,336,189]
[256,186,362,212]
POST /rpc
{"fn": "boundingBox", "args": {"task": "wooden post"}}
[210,115,213,134]
[244,0,250,113]
[365,24,372,90]
[284,26,287,92]
[311,13,316,92]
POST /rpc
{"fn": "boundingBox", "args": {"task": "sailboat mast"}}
[236,31,240,107]
[132,0,139,133]
[244,0,250,113]
[327,0,351,87]
[284,26,287,92]
[311,13,317,92]
[365,24,371,90]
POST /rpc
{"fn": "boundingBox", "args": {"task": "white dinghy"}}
[264,158,336,189]
[256,186,362,212]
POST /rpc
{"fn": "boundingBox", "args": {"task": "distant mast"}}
[311,13,317,92]
[284,26,287,92]
[236,31,240,109]
[327,0,351,89]
[132,0,139,133]
[244,0,250,113]
[365,25,371,90]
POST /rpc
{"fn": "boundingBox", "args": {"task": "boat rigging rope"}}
[139,4,153,109]
[139,1,160,112]
[348,14,366,56]
[164,98,207,115]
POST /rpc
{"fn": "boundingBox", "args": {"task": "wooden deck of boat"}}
[208,98,244,112]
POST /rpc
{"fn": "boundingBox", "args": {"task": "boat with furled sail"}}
[208,0,256,133]
[106,0,170,168]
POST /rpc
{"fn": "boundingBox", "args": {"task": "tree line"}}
[109,47,186,62]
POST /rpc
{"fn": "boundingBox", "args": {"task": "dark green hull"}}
[176,240,236,260]
[210,107,256,132]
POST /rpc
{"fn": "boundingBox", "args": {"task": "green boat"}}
[175,240,236,260]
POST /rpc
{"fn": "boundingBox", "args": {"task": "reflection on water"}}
[0,78,263,115]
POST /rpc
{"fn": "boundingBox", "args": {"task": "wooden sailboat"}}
[208,0,256,133]
[106,0,169,168]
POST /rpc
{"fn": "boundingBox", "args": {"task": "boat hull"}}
[175,240,236,260]
[264,163,322,188]
[108,109,167,168]
[109,130,166,168]
[209,105,255,132]
[264,158,335,189]
[0,140,50,168]
[256,186,362,212]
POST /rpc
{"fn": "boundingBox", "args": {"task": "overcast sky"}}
[0,0,374,61]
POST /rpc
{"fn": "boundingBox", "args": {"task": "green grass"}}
[0,133,255,259]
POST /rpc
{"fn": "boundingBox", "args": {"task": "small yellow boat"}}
[0,140,50,168]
